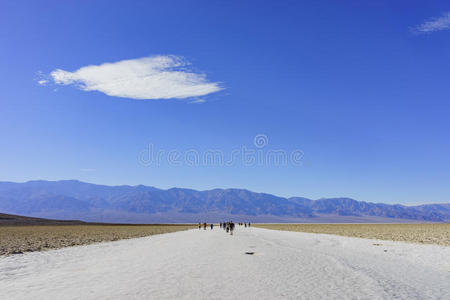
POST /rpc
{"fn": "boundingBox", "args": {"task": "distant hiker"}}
[203,222,207,230]
[210,223,214,230]
[230,221,235,235]
[198,223,201,230]
[248,222,251,227]
[244,223,247,228]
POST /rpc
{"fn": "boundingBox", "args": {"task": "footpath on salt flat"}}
[0,226,449,299]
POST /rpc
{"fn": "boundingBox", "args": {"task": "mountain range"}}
[0,180,449,223]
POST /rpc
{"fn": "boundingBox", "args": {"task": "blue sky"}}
[1,1,450,204]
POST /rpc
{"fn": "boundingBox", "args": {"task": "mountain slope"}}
[0,180,448,223]
[0,212,85,226]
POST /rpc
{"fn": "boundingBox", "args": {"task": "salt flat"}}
[0,227,449,299]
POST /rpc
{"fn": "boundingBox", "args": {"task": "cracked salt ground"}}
[0,227,449,299]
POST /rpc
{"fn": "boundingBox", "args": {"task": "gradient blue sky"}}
[1,1,450,204]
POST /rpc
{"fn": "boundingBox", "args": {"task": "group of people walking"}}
[198,221,251,235]
[220,221,235,235]
[198,222,214,230]
[237,222,251,227]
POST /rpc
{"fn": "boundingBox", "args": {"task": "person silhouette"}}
[230,221,235,235]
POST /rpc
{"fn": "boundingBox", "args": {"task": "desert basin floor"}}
[0,227,449,299]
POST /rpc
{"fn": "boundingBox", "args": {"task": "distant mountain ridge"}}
[0,180,449,223]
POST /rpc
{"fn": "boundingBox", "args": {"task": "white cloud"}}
[35,71,49,85]
[49,55,223,100]
[413,12,450,33]
[80,168,96,172]
[189,98,206,104]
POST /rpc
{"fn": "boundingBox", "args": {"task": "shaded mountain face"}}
[0,212,85,226]
[0,180,449,223]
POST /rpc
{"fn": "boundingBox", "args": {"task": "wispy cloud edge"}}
[413,12,450,33]
[189,99,206,104]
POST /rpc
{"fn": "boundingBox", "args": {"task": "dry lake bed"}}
[0,224,194,255]
[255,223,450,246]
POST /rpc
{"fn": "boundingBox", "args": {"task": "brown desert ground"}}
[255,223,450,246]
[0,224,195,256]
